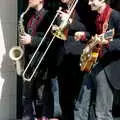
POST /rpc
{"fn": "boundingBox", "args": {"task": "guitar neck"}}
[87,28,114,50]
[87,37,100,50]
[98,28,115,40]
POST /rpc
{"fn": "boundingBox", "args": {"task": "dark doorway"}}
[17,0,28,119]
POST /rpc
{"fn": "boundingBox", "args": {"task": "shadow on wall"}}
[0,1,17,119]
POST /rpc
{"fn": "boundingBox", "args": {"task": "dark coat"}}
[92,9,120,89]
[55,5,88,120]
[56,8,87,65]
[23,8,54,79]
[103,10,120,89]
[24,8,51,61]
[64,12,87,55]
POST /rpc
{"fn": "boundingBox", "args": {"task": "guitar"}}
[80,29,115,72]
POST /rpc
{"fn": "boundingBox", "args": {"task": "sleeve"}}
[69,13,86,32]
[31,32,44,47]
[107,38,120,51]
[69,12,91,41]
[81,31,91,41]
[107,10,120,51]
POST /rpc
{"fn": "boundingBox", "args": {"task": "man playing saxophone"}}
[19,0,57,119]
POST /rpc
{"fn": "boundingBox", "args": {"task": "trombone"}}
[22,0,78,81]
[51,0,78,40]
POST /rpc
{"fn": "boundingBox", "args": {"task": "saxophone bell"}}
[9,46,24,75]
[9,5,30,76]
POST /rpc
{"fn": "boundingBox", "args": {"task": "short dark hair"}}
[105,0,111,4]
[99,0,111,4]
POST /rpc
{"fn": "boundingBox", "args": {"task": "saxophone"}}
[9,6,30,76]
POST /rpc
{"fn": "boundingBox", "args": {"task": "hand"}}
[74,31,85,41]
[20,33,32,45]
[52,25,59,31]
[57,9,69,21]
[101,38,109,45]
[97,35,109,45]
[83,46,90,53]
[68,18,73,24]
[57,9,69,15]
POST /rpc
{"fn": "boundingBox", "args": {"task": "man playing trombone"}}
[51,0,89,119]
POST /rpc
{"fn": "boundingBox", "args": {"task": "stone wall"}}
[0,0,17,119]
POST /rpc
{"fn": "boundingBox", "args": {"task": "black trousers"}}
[58,54,84,120]
[22,66,54,119]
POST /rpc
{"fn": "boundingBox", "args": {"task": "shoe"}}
[49,118,59,120]
[37,116,48,120]
[22,116,34,120]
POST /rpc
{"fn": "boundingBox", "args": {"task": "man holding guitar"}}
[80,28,114,72]
[73,0,120,120]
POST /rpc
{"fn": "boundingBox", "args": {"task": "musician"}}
[74,0,120,119]
[51,0,89,119]
[20,0,57,119]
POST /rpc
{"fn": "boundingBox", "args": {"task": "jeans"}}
[94,70,113,120]
[74,66,114,120]
[74,73,94,120]
[51,77,62,118]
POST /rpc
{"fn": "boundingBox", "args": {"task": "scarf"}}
[27,8,46,36]
[96,4,112,34]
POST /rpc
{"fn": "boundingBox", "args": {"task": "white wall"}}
[0,0,17,120]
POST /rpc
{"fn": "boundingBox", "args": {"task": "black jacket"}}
[64,12,87,55]
[24,8,52,66]
[91,9,120,89]
[103,9,120,89]
[22,8,55,79]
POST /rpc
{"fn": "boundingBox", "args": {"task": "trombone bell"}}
[51,0,78,40]
[51,28,68,40]
[51,20,69,40]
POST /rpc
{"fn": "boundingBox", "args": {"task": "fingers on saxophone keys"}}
[19,34,23,40]
[19,35,25,44]
[19,32,26,39]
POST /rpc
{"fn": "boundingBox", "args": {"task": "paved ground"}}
[17,118,120,120]
[115,118,120,120]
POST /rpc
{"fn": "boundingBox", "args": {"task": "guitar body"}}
[80,47,99,72]
[80,29,114,72]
